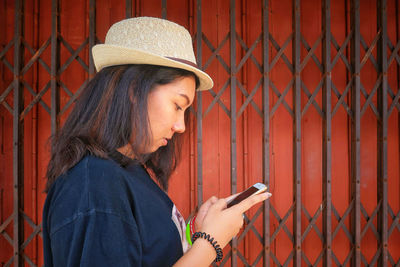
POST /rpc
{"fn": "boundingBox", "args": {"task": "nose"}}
[172,114,186,133]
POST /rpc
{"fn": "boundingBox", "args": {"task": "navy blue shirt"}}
[42,155,185,266]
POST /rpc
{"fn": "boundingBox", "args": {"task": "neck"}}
[117,144,136,159]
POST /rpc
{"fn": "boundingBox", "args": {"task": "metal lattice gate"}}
[0,0,399,266]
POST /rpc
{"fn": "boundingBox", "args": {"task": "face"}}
[145,76,196,153]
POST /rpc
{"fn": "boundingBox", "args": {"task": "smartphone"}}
[226,183,268,208]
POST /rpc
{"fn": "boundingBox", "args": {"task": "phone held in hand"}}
[226,183,268,208]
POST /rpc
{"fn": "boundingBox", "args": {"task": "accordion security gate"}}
[0,0,399,266]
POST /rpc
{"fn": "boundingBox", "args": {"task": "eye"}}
[175,103,183,111]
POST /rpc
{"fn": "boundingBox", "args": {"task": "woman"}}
[42,17,271,266]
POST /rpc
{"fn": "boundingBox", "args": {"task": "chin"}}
[146,141,167,154]
[147,146,160,154]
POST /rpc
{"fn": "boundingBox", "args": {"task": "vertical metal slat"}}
[13,0,24,265]
[196,0,203,206]
[126,0,132,18]
[262,0,271,266]
[32,0,40,262]
[322,0,332,266]
[188,0,196,214]
[350,0,361,265]
[377,0,388,265]
[230,0,238,265]
[89,0,96,78]
[292,0,302,266]
[134,0,140,17]
[162,0,167,19]
[51,0,59,135]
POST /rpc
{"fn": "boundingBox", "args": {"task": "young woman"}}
[42,17,271,267]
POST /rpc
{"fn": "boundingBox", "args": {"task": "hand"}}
[195,196,218,231]
[197,192,272,249]
[195,192,242,230]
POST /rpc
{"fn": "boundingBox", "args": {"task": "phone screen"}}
[227,186,260,208]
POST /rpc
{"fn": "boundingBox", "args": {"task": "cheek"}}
[148,105,173,133]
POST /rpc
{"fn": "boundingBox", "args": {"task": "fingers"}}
[208,196,219,204]
[203,198,230,219]
[235,192,272,213]
[212,198,229,211]
[202,196,218,208]
[196,196,219,230]
[198,196,218,214]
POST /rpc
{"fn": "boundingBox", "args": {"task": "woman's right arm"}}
[173,192,271,267]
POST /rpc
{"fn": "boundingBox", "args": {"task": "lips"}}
[159,136,172,147]
[162,138,168,146]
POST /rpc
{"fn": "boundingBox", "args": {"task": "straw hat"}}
[92,17,213,91]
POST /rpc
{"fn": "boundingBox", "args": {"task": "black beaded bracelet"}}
[192,232,223,262]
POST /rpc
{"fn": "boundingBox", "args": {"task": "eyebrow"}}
[179,93,190,106]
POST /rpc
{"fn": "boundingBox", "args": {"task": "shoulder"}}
[44,155,140,232]
[59,155,131,188]
[49,155,128,200]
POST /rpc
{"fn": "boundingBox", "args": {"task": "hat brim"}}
[92,44,213,91]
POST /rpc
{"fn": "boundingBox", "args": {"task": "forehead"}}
[152,76,196,103]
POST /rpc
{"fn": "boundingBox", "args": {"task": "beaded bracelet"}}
[192,232,223,262]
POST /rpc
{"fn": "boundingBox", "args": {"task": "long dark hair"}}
[45,64,199,192]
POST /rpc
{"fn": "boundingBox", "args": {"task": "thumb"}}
[234,192,272,213]
[224,193,240,204]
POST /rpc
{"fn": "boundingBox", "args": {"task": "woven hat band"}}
[166,57,199,69]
